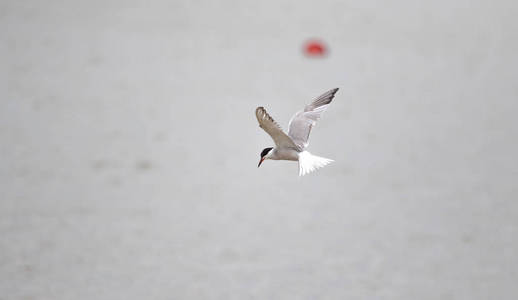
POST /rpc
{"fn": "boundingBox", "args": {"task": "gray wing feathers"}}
[304,88,338,112]
[256,107,300,150]
[288,88,338,149]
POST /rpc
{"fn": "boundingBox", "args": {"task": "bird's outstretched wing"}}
[288,88,338,149]
[256,107,300,150]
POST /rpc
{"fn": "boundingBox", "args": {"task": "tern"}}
[256,88,338,176]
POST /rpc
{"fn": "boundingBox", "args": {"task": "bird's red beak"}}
[258,157,265,168]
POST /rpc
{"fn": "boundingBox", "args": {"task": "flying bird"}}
[256,88,338,176]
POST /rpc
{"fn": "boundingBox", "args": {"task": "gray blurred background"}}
[1,0,518,299]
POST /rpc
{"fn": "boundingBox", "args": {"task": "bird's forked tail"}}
[298,151,333,176]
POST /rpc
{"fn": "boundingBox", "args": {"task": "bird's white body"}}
[267,148,299,161]
[256,88,339,176]
[263,148,334,176]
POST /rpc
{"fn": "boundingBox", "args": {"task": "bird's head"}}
[258,147,273,167]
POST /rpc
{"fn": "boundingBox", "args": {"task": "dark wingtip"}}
[327,88,339,101]
[309,88,340,109]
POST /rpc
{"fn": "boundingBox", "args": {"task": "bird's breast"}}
[272,148,300,161]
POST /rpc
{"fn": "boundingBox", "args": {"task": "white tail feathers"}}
[298,151,334,176]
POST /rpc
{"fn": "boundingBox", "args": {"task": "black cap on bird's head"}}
[258,147,273,167]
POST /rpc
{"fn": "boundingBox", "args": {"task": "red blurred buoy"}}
[304,39,327,57]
